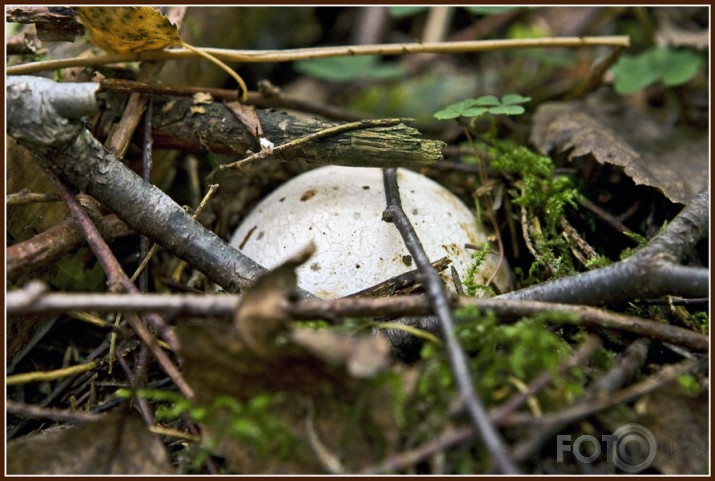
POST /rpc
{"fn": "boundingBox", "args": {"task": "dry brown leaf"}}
[234,243,314,357]
[635,385,708,474]
[175,243,402,473]
[290,329,392,379]
[226,100,264,138]
[530,91,708,204]
[7,411,173,474]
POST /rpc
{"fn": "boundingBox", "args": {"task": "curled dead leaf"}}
[234,242,315,356]
[530,92,708,204]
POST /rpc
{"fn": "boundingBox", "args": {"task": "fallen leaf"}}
[73,7,181,53]
[225,100,264,138]
[176,244,402,473]
[290,329,392,379]
[635,385,708,474]
[530,90,708,204]
[73,6,249,101]
[7,411,173,474]
[234,243,314,356]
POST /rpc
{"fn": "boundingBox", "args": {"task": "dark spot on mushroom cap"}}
[300,189,316,201]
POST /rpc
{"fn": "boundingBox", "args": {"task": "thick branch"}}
[150,96,444,168]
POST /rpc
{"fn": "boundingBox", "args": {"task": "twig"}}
[358,425,474,474]
[7,361,99,385]
[6,190,60,205]
[130,183,220,283]
[559,216,599,267]
[589,338,650,394]
[509,337,650,462]
[150,96,442,169]
[7,213,133,280]
[7,339,112,440]
[104,62,162,158]
[7,36,631,75]
[363,356,703,473]
[382,168,518,474]
[577,195,637,238]
[44,169,193,400]
[7,75,278,295]
[99,78,373,122]
[8,288,708,353]
[220,118,413,170]
[347,256,452,298]
[7,400,103,424]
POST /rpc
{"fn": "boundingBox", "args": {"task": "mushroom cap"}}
[231,166,511,298]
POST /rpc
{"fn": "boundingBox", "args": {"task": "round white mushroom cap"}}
[231,166,511,298]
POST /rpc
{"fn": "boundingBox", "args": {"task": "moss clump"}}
[488,143,582,281]
[410,307,585,439]
[463,242,497,297]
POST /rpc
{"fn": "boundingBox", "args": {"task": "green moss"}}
[491,145,579,231]
[484,143,582,282]
[411,306,585,427]
[677,373,703,395]
[585,255,612,270]
[463,242,497,296]
[688,311,709,334]
[119,388,294,468]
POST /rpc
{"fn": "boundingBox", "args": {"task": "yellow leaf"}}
[73,6,249,101]
[73,7,181,53]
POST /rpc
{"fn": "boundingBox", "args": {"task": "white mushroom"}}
[231,166,511,298]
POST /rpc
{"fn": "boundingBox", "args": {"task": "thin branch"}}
[6,190,60,205]
[491,334,603,423]
[44,168,193,400]
[382,167,518,474]
[7,36,631,75]
[7,213,133,280]
[149,95,443,169]
[509,337,651,462]
[577,194,637,238]
[98,78,373,122]
[363,357,702,474]
[7,400,103,424]
[7,288,708,353]
[7,361,99,386]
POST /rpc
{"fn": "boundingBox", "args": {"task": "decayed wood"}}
[149,96,445,168]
